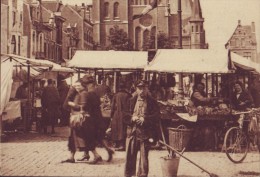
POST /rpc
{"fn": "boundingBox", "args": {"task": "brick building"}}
[225,20,258,63]
[23,0,65,63]
[42,1,94,59]
[92,0,207,50]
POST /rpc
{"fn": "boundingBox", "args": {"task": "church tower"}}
[92,0,129,49]
[189,0,206,49]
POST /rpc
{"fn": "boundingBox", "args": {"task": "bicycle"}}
[223,108,260,163]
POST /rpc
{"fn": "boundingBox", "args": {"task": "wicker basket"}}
[168,125,193,151]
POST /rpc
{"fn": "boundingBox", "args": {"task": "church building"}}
[92,0,208,50]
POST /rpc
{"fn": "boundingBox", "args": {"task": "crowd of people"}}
[13,73,259,177]
[56,75,160,177]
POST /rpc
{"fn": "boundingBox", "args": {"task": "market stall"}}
[1,54,75,133]
[66,50,148,128]
[145,49,259,151]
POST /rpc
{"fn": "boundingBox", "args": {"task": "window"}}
[20,13,23,22]
[113,2,119,19]
[200,25,203,32]
[195,25,198,32]
[150,26,156,49]
[13,11,16,26]
[104,2,109,18]
[33,32,36,54]
[244,52,251,59]
[18,36,21,55]
[40,35,42,52]
[11,35,16,54]
[143,29,150,50]
[135,27,141,50]
[192,26,194,32]
[241,38,245,47]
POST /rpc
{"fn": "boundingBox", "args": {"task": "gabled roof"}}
[42,1,60,12]
[225,23,257,47]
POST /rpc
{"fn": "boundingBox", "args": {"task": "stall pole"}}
[205,73,208,96]
[25,63,31,132]
[216,74,219,96]
[78,69,80,80]
[211,74,215,97]
[113,71,117,93]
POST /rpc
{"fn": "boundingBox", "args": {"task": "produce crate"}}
[168,125,193,151]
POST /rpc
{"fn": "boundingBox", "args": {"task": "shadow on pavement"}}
[1,126,70,143]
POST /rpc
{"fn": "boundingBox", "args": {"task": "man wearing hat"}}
[124,80,160,177]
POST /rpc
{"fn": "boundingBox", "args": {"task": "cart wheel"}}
[224,127,249,163]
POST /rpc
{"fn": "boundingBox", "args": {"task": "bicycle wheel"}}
[224,127,249,163]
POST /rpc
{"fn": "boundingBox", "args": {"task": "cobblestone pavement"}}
[1,127,260,177]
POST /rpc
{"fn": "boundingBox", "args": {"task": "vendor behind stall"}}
[231,81,254,129]
[191,82,213,107]
[231,81,254,111]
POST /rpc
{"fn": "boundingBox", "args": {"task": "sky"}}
[60,0,260,51]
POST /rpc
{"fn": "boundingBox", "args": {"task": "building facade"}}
[42,1,94,59]
[92,0,207,50]
[1,0,25,56]
[225,20,258,63]
[23,0,65,63]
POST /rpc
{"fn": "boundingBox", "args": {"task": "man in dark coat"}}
[124,80,160,177]
[41,79,60,134]
[110,82,132,151]
[231,81,254,129]
[15,82,29,99]
[249,76,260,107]
[58,80,70,126]
[231,81,254,111]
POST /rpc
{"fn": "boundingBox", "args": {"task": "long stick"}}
[159,119,171,154]
[159,140,214,176]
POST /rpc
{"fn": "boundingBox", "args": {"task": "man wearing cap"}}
[124,80,160,177]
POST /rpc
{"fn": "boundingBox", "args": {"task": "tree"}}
[157,32,173,49]
[107,25,134,51]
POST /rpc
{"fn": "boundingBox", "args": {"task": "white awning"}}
[67,50,148,70]
[145,49,258,74]
[2,54,75,73]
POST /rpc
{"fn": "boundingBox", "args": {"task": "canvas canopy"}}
[145,49,258,73]
[67,50,148,70]
[1,54,75,77]
[1,58,13,115]
[231,52,260,73]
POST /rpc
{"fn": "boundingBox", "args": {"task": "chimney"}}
[251,22,255,33]
[238,20,241,26]
[75,4,78,11]
[81,3,86,20]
